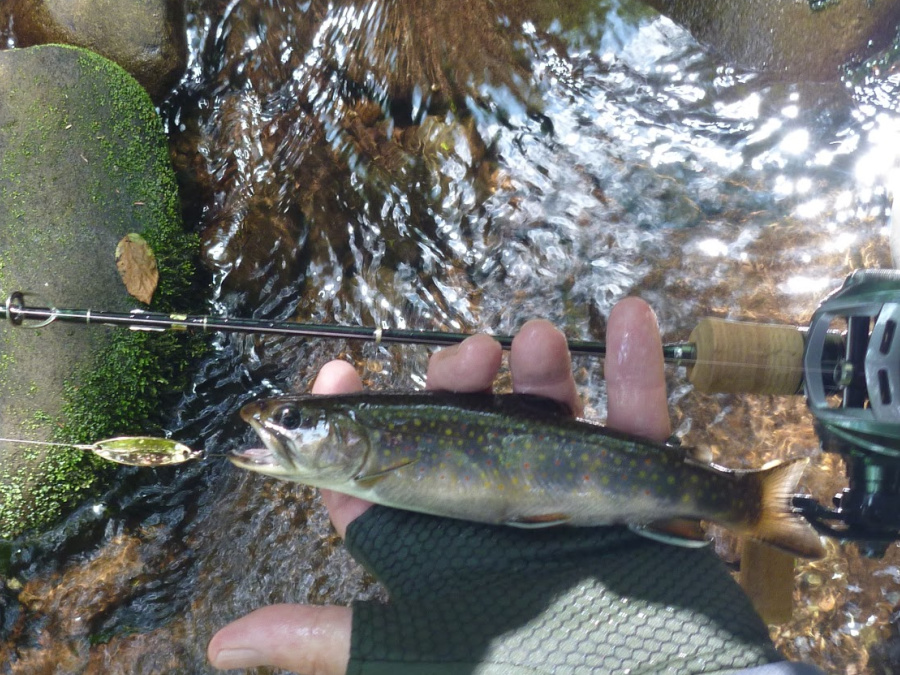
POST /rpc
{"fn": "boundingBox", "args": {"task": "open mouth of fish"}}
[229,415,294,474]
[229,444,280,469]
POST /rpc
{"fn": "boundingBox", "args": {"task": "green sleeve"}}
[343,506,784,675]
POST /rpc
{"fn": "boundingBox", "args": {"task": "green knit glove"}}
[344,506,784,675]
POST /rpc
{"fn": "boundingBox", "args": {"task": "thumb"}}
[208,603,351,674]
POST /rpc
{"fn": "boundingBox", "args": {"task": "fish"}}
[232,391,825,559]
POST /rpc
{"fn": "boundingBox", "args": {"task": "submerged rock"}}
[0,44,198,539]
[643,0,900,79]
[3,0,186,101]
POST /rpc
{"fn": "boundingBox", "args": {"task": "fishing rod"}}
[1,290,697,362]
[3,269,900,555]
[0,289,829,390]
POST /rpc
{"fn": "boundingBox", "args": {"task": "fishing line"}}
[0,437,104,451]
[0,436,204,466]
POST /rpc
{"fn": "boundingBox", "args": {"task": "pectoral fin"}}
[353,458,418,487]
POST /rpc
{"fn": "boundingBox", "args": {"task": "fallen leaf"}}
[115,233,158,304]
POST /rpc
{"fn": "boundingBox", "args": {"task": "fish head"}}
[231,396,369,485]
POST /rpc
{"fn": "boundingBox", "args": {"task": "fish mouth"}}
[230,415,295,476]
[229,444,282,470]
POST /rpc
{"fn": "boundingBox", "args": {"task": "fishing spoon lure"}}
[0,436,202,467]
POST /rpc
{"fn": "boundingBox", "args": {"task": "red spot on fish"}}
[523,462,531,470]
[486,459,493,467]
[583,474,591,482]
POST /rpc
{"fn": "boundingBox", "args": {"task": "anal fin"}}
[630,519,711,548]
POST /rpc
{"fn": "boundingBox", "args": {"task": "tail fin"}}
[742,457,825,559]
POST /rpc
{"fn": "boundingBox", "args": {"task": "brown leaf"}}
[115,233,158,304]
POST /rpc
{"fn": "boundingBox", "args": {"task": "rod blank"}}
[1,293,696,362]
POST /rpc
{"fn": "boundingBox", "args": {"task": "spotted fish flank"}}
[233,391,824,559]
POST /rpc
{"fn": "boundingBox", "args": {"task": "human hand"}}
[207,297,670,673]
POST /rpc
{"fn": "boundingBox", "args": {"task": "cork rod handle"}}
[687,318,806,395]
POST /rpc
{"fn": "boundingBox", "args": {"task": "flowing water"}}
[4,0,900,672]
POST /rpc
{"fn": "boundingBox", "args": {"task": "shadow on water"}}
[4,0,900,671]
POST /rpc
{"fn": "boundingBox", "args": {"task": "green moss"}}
[0,447,102,538]
[30,229,205,540]
[0,273,204,541]
[59,329,205,444]
[5,324,207,539]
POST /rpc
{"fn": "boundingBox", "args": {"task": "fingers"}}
[426,333,502,392]
[311,360,364,396]
[425,322,581,418]
[510,320,582,416]
[311,360,372,538]
[605,297,671,442]
[208,603,351,674]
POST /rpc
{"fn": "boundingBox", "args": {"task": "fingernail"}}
[211,648,262,669]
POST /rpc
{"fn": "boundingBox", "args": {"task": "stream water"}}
[4,0,900,672]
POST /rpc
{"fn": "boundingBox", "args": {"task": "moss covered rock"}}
[643,0,900,79]
[3,0,186,102]
[0,44,199,539]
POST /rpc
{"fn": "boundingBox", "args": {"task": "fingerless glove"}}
[344,506,786,674]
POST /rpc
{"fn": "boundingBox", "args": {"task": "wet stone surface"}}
[3,0,187,102]
[0,44,193,541]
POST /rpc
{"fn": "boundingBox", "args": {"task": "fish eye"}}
[273,404,303,430]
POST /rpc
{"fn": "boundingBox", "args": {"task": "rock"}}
[3,0,186,102]
[0,44,198,538]
[642,0,900,80]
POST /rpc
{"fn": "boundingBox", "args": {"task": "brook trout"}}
[233,392,824,558]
